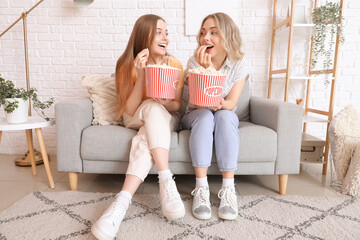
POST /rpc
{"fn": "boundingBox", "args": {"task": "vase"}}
[5,98,29,124]
[296,98,305,116]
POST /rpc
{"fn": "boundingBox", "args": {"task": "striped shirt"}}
[184,56,248,113]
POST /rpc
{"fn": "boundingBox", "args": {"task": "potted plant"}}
[0,75,55,123]
[311,1,345,86]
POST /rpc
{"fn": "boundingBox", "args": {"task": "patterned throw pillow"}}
[342,142,360,196]
[329,105,360,182]
[81,74,122,126]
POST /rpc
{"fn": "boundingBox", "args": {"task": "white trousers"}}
[122,99,179,181]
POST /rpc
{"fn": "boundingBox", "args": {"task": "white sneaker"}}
[159,178,185,219]
[218,187,238,220]
[91,201,129,240]
[191,187,211,220]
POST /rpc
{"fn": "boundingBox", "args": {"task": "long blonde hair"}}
[196,12,244,62]
[115,14,166,120]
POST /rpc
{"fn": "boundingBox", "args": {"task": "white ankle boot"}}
[159,178,185,219]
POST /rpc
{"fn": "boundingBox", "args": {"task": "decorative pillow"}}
[329,105,360,182]
[342,142,360,196]
[81,74,122,126]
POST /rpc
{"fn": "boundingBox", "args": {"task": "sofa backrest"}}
[180,77,250,121]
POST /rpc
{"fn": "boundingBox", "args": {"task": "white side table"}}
[0,116,55,189]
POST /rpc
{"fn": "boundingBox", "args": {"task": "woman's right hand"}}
[134,48,150,77]
[195,45,213,69]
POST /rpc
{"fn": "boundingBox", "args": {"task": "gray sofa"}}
[56,80,303,194]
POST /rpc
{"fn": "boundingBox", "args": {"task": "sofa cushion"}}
[81,74,122,126]
[81,121,276,165]
[171,121,277,163]
[81,125,136,161]
[81,125,180,162]
[237,121,277,162]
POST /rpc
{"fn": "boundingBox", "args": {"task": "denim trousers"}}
[181,108,239,172]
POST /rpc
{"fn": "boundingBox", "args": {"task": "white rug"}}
[1,191,360,240]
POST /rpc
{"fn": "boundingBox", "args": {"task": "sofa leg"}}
[279,174,288,195]
[69,172,78,191]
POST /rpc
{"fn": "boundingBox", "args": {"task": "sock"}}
[196,176,209,188]
[115,190,132,206]
[222,178,235,190]
[158,169,173,183]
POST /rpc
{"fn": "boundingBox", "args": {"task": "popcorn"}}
[189,66,226,76]
[146,64,180,71]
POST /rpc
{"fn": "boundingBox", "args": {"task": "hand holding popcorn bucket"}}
[188,70,226,107]
[145,65,181,99]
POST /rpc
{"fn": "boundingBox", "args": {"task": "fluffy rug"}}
[1,191,360,240]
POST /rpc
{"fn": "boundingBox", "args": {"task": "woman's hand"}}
[153,98,172,106]
[195,45,213,69]
[209,98,224,111]
[134,48,150,77]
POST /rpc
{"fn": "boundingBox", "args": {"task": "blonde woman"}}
[181,12,248,220]
[91,14,185,240]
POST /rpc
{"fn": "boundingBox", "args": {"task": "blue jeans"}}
[181,109,239,172]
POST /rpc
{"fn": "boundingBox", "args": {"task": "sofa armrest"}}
[55,98,93,173]
[249,97,302,174]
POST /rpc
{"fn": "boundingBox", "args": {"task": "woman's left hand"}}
[153,98,172,106]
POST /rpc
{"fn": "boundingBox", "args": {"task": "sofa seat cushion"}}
[81,121,276,164]
[173,122,277,163]
[81,125,180,162]
[81,125,137,161]
[236,121,277,162]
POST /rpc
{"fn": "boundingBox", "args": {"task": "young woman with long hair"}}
[91,14,185,240]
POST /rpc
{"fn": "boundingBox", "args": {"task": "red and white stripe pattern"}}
[145,67,181,99]
[188,72,226,107]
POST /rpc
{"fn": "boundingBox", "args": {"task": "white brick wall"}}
[0,0,359,154]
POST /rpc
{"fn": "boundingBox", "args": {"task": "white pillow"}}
[329,105,360,182]
[81,74,122,126]
[342,142,360,196]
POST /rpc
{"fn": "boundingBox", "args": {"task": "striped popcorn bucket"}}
[188,72,226,107]
[145,66,181,99]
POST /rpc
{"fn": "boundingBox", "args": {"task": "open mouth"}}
[158,43,167,49]
[206,45,214,49]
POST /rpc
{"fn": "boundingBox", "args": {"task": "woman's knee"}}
[142,100,171,121]
[214,110,239,127]
[192,109,214,127]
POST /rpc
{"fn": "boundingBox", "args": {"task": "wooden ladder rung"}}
[270,69,287,74]
[309,69,334,75]
[306,108,329,116]
[274,17,290,31]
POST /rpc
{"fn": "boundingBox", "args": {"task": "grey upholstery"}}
[56,78,303,190]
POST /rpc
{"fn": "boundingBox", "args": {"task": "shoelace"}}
[107,202,128,226]
[191,187,209,206]
[218,188,237,210]
[163,178,179,201]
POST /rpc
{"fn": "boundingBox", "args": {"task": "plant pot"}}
[5,98,29,124]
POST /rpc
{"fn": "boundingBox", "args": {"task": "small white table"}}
[0,116,55,189]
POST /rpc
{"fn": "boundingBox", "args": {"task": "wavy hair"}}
[115,14,166,120]
[196,12,244,62]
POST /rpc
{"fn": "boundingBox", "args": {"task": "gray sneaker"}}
[191,187,211,220]
[218,187,238,220]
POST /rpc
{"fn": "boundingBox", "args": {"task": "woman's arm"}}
[221,77,245,110]
[124,49,149,116]
[210,77,246,111]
